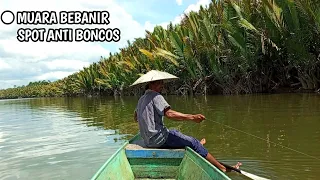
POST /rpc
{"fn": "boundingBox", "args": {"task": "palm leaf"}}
[155,48,180,67]
[139,49,154,60]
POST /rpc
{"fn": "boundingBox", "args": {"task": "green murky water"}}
[0,93,319,179]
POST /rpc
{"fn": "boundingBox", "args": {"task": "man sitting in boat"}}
[131,70,242,173]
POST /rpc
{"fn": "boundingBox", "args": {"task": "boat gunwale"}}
[128,133,142,143]
[184,146,231,180]
[91,141,129,180]
[91,133,231,180]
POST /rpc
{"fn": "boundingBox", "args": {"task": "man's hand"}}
[191,114,205,123]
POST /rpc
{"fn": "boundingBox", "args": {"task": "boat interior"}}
[93,134,230,180]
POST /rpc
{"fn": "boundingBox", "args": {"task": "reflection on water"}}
[0,97,133,180]
[0,93,319,180]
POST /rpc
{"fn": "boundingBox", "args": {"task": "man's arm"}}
[152,94,205,123]
[134,110,137,122]
[164,108,205,123]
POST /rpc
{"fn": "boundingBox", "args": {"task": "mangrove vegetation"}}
[1,0,319,99]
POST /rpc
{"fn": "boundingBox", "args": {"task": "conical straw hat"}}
[130,70,179,87]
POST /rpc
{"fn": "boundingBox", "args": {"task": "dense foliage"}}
[1,0,319,99]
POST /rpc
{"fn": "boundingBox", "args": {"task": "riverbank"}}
[1,83,319,101]
[1,0,319,100]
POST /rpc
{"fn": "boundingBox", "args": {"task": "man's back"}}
[136,89,170,147]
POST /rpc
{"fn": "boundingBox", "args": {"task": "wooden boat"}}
[91,133,231,180]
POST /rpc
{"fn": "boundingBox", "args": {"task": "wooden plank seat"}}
[125,139,185,159]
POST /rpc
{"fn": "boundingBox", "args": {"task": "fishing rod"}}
[204,118,320,180]
[188,121,271,179]
[211,119,320,161]
[189,119,271,179]
[219,161,270,180]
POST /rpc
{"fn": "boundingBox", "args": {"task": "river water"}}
[0,93,319,180]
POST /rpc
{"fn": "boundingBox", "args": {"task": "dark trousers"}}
[160,129,208,158]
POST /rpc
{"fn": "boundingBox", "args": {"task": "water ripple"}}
[1,95,319,180]
[0,99,125,180]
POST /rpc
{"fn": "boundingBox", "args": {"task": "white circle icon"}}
[1,10,15,25]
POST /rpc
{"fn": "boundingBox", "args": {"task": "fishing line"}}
[210,119,320,161]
